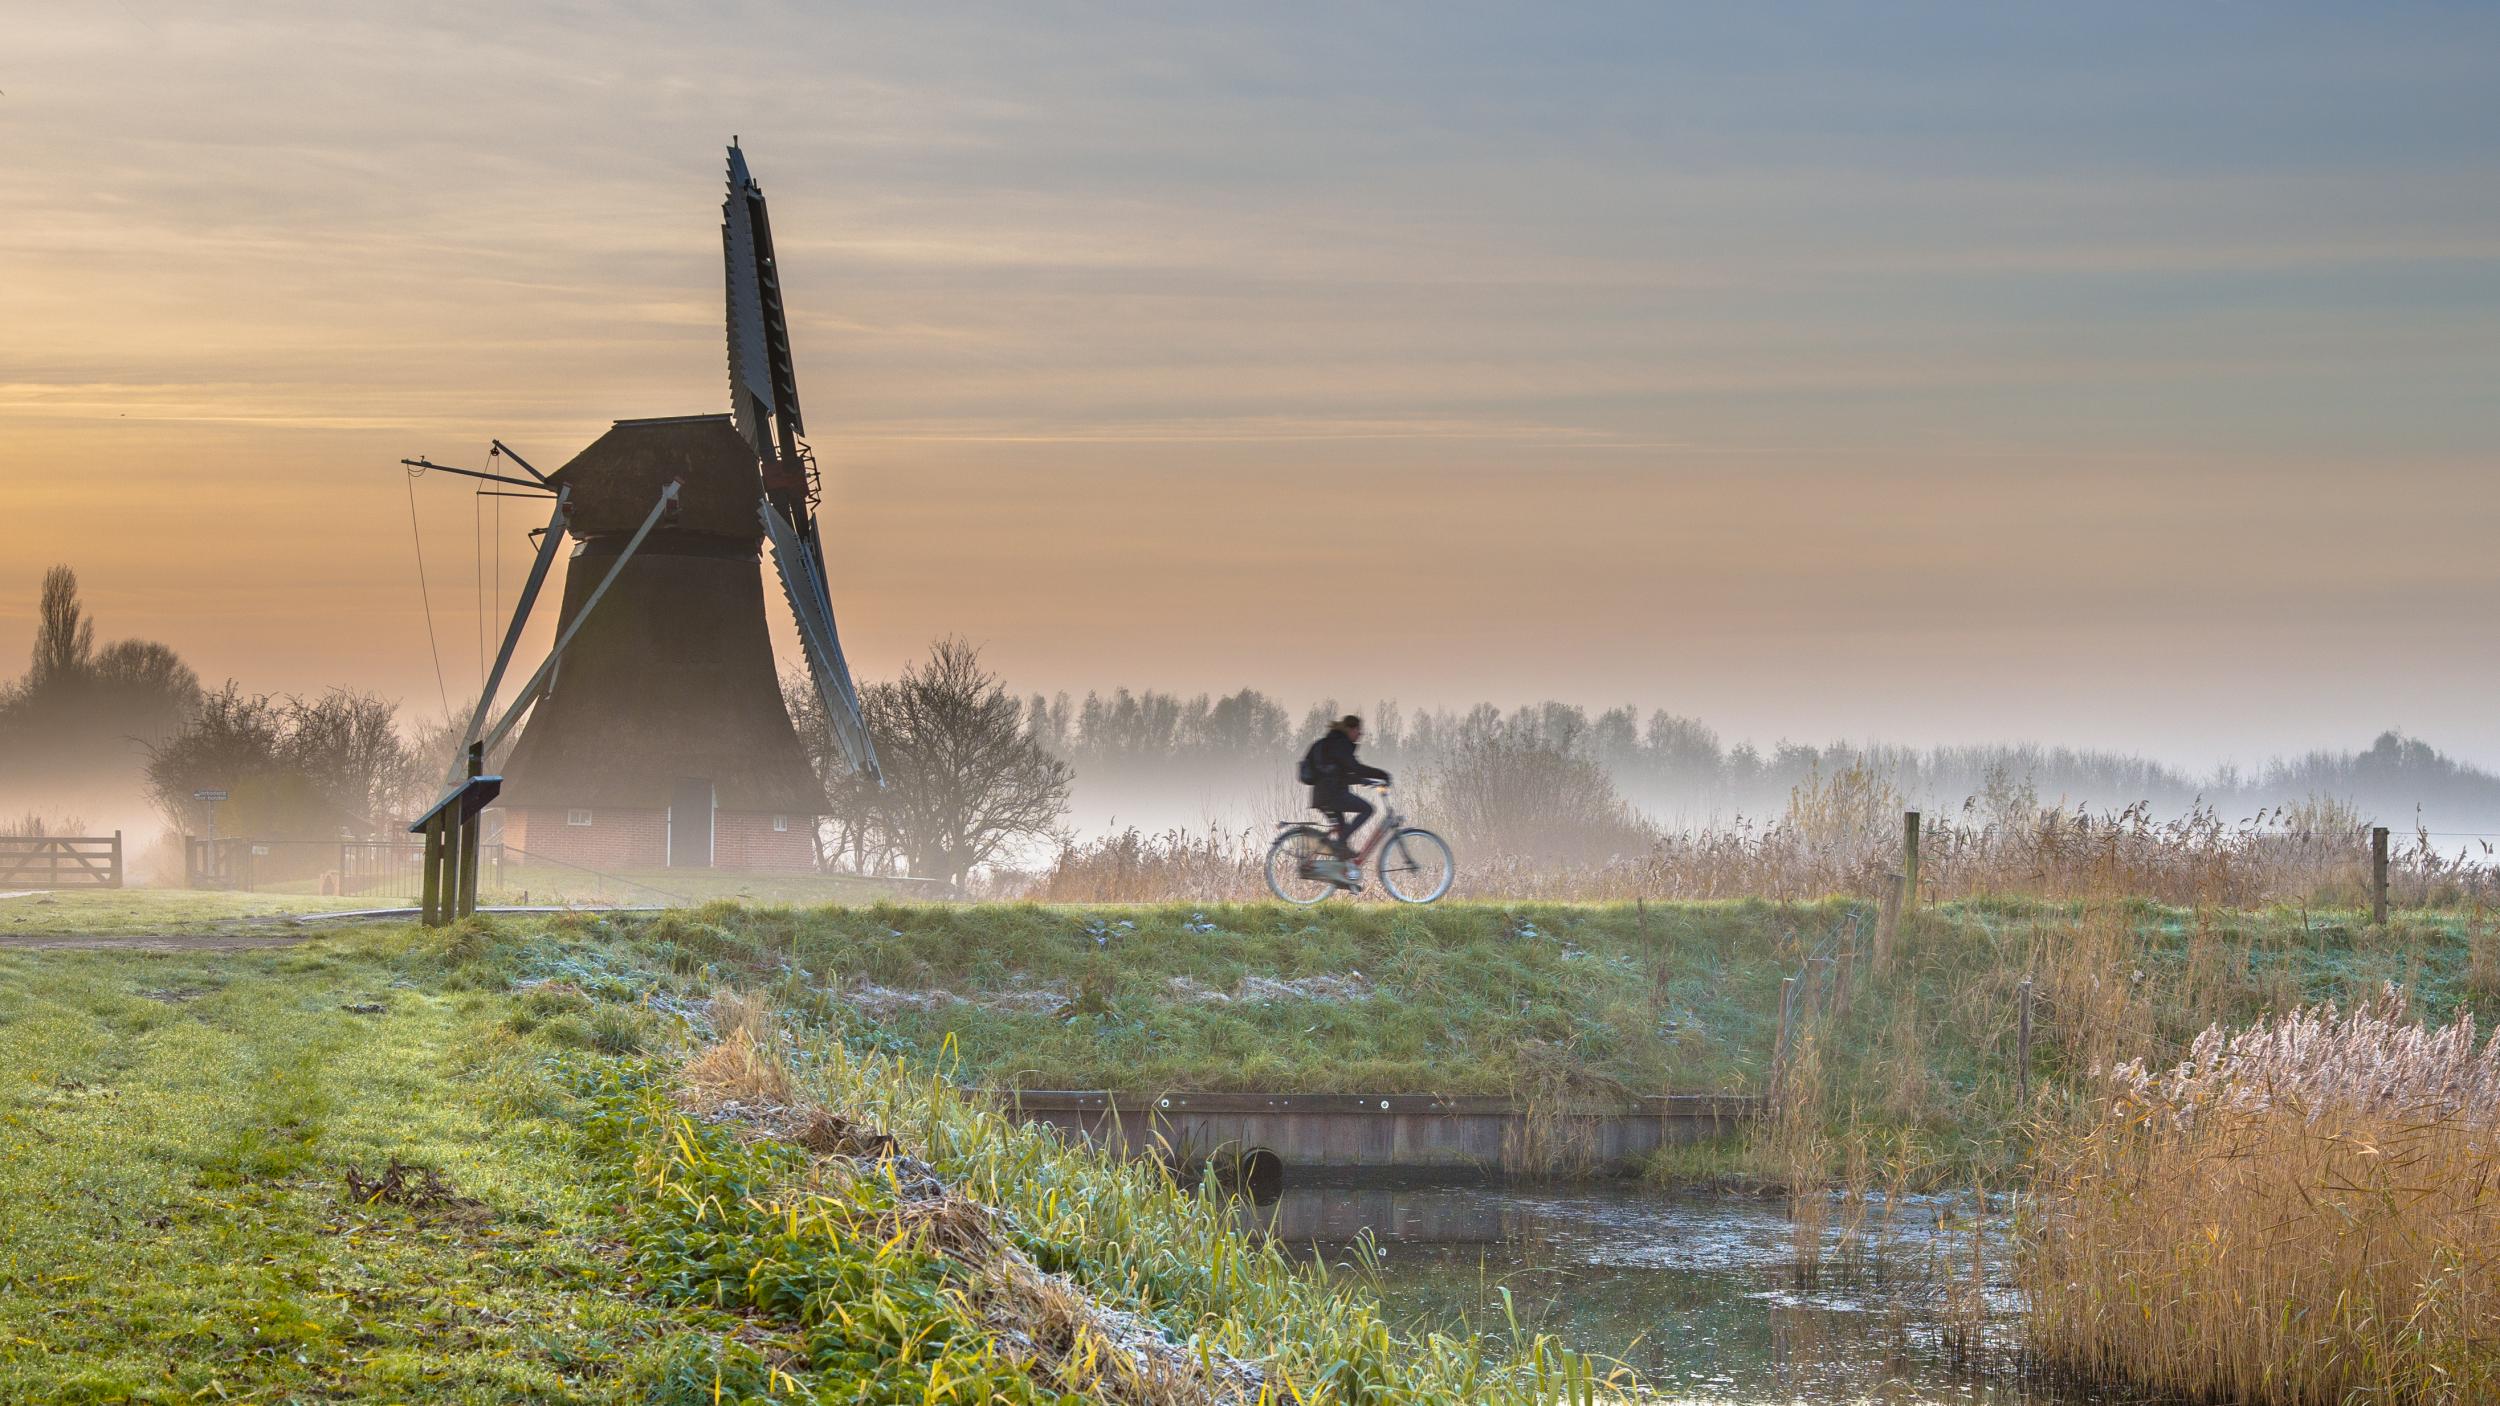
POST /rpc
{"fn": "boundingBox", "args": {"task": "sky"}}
[2,2,2496,772]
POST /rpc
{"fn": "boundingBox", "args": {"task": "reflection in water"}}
[1247,1184,2146,1405]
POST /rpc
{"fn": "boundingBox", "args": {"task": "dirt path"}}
[0,931,314,952]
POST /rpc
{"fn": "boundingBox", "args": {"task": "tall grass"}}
[999,787,2497,908]
[2024,989,2500,1405]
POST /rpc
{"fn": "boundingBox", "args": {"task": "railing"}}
[185,837,503,900]
[0,833,123,889]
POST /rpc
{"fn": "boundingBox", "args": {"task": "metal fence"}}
[0,833,124,889]
[186,837,503,901]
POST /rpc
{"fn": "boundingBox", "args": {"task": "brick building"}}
[492,415,825,873]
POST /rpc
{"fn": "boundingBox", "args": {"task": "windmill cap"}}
[546,415,763,540]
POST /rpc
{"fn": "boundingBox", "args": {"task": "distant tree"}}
[401,712,517,797]
[1421,710,1652,864]
[860,639,1071,886]
[0,567,202,817]
[29,565,95,689]
[144,686,425,838]
[785,669,899,875]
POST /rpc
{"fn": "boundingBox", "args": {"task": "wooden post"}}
[1773,975,1798,1101]
[1902,810,1922,910]
[2371,826,2390,926]
[2017,978,2034,1105]
[420,817,445,927]
[1874,874,1904,971]
[456,742,485,918]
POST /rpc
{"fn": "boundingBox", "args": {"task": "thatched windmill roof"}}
[497,416,825,816]
[546,414,766,539]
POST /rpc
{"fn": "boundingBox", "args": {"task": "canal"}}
[1254,1182,2148,1404]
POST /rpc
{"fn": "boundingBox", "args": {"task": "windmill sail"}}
[724,141,881,782]
[763,500,878,777]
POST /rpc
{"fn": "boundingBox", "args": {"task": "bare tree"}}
[1421,711,1653,865]
[860,638,1070,886]
[145,687,426,837]
[784,669,899,874]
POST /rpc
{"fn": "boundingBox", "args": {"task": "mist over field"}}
[8,565,2495,883]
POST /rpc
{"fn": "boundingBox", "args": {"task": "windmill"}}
[398,142,877,880]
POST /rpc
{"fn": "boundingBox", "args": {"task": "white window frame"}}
[772,815,789,832]
[565,808,593,827]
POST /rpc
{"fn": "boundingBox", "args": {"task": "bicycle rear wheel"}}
[1266,827,1338,905]
[1376,827,1454,903]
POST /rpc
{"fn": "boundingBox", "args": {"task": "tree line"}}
[0,566,448,843]
[9,563,2491,881]
[1021,685,2500,831]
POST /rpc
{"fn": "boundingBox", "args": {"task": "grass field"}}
[0,912,1616,1403]
[587,896,2482,1182]
[0,928,688,1401]
[0,887,385,938]
[3,891,2485,1400]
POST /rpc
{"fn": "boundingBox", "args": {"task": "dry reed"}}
[2024,989,2500,1405]
[995,794,2497,908]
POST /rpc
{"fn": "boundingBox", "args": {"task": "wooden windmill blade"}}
[723,141,882,783]
[763,501,879,779]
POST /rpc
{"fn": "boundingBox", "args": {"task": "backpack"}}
[1297,737,1332,786]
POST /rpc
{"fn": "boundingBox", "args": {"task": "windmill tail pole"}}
[475,480,681,759]
[455,488,570,782]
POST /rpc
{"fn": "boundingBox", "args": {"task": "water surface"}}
[1254,1183,2144,1405]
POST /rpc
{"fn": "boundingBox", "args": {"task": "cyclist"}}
[1303,714,1391,874]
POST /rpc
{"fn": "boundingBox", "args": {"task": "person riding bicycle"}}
[1303,715,1391,864]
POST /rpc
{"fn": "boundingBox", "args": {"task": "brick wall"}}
[498,805,813,873]
[500,806,666,870]
[715,810,816,871]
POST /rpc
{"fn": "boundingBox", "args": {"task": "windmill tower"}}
[402,143,877,873]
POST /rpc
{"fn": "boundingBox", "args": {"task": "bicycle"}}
[1265,782,1455,904]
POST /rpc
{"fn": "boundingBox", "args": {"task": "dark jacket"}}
[1308,728,1390,809]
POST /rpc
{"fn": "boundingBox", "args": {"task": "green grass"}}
[581,896,2485,1183]
[0,912,1631,1403]
[609,899,1846,1098]
[0,933,703,1400]
[2,894,2481,1398]
[0,887,388,937]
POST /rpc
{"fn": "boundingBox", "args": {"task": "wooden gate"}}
[0,833,124,889]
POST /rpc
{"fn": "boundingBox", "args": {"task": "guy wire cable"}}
[403,464,452,717]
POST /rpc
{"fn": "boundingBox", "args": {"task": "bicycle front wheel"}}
[1376,827,1454,903]
[1266,827,1338,905]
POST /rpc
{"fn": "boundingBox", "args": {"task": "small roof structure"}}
[545,415,765,539]
[409,775,504,834]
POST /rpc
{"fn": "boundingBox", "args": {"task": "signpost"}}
[191,788,229,888]
[193,787,227,843]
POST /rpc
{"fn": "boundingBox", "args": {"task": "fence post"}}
[2017,977,2034,1106]
[1902,810,1922,910]
[1874,873,1904,971]
[1772,975,1798,1102]
[109,831,123,889]
[2371,826,2390,926]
